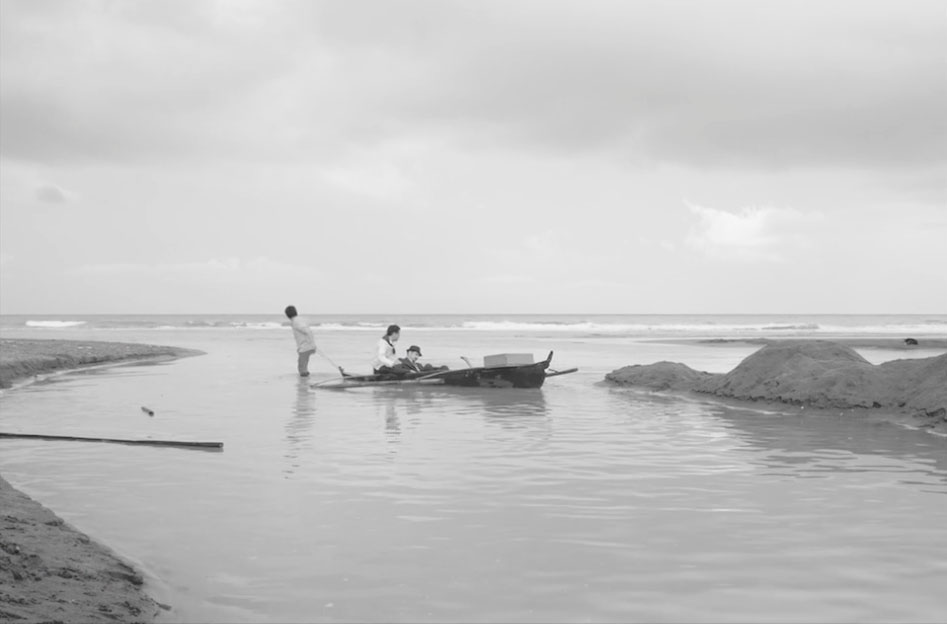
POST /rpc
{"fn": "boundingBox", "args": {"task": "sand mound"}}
[605,340,947,430]
[877,354,947,421]
[604,361,714,391]
[0,476,160,622]
[703,341,877,407]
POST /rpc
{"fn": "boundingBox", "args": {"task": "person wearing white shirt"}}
[371,324,401,374]
[284,305,317,377]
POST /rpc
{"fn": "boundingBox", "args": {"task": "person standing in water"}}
[284,305,317,377]
[371,324,401,374]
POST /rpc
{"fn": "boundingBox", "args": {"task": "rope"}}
[317,350,347,377]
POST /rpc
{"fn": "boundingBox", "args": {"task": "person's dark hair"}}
[284,305,298,319]
[385,324,401,337]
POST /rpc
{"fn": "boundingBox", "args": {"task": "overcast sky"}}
[1,0,944,315]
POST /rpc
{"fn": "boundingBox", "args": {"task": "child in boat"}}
[371,324,401,374]
[396,345,447,374]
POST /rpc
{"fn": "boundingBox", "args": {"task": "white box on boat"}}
[483,353,534,367]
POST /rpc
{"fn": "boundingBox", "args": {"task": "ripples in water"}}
[1,347,946,622]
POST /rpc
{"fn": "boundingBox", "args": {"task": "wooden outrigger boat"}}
[313,351,577,390]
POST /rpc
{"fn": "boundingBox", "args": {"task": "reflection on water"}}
[2,341,946,624]
[314,385,552,432]
[307,386,552,462]
[384,401,400,439]
[283,379,317,475]
[715,404,947,492]
[610,387,947,483]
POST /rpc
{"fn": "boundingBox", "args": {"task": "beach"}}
[3,0,944,620]
[0,474,162,623]
[1,316,945,623]
[608,339,947,433]
[0,338,203,389]
[0,339,201,624]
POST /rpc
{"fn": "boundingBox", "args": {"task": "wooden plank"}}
[0,432,223,450]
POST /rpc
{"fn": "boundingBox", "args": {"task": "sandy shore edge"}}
[0,338,203,623]
[0,475,165,623]
[0,338,203,389]
[605,339,947,434]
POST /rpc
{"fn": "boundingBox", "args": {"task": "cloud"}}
[34,184,67,203]
[636,235,677,252]
[30,256,325,313]
[321,153,414,200]
[479,229,621,293]
[310,0,946,170]
[478,274,537,285]
[69,256,322,282]
[484,230,564,267]
[1,0,943,173]
[684,202,822,262]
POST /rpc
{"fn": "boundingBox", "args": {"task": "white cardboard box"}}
[483,353,534,367]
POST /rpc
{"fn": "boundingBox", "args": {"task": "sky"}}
[1,0,945,315]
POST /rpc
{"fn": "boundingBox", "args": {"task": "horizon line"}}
[1,312,944,317]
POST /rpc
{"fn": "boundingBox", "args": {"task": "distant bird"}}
[141,406,155,416]
[904,338,918,346]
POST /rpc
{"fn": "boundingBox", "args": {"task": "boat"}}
[312,351,577,390]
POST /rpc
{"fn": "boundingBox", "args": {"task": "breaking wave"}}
[5,315,945,336]
[25,320,87,328]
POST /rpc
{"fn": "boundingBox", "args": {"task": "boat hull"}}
[314,352,574,390]
[438,362,549,388]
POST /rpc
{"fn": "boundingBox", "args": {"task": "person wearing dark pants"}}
[285,305,317,376]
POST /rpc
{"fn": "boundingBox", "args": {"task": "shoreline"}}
[0,338,204,389]
[651,336,947,350]
[0,338,204,623]
[0,475,165,623]
[605,339,947,434]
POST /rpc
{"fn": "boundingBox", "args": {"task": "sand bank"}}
[0,476,162,623]
[0,338,203,622]
[605,340,947,433]
[0,338,203,389]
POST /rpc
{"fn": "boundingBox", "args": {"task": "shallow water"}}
[1,325,946,623]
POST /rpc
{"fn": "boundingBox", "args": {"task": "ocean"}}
[4,312,947,336]
[1,314,946,623]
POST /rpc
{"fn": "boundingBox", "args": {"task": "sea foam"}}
[25,320,87,328]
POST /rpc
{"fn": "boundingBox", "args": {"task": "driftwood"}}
[0,432,223,450]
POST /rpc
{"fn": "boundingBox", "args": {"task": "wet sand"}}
[0,475,164,623]
[0,339,203,623]
[606,339,947,433]
[0,338,203,389]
